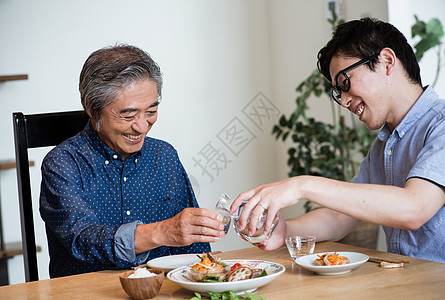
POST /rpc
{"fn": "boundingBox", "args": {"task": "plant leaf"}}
[412,16,444,61]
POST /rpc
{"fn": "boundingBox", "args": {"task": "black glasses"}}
[331,53,380,105]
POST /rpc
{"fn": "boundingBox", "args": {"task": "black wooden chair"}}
[12,110,90,282]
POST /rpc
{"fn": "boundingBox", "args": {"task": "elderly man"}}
[40,44,224,277]
[231,18,445,263]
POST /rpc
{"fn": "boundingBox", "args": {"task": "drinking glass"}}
[215,193,233,235]
[285,235,316,261]
[215,193,280,243]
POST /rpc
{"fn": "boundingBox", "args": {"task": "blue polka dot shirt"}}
[40,121,210,278]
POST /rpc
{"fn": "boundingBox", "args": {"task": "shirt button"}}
[105,160,109,165]
[135,158,138,163]
[112,154,118,159]
[387,149,392,156]
[400,131,405,137]
[123,177,127,182]
[126,210,131,216]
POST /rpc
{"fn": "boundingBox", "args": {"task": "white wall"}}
[0,0,393,284]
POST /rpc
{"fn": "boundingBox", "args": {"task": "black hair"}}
[317,17,421,86]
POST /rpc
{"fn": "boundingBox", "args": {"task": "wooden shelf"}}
[0,75,28,82]
[0,242,41,259]
[0,160,34,171]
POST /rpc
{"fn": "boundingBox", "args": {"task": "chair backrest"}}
[12,110,90,282]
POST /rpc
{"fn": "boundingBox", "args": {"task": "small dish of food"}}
[294,251,369,275]
[314,252,350,266]
[167,252,285,294]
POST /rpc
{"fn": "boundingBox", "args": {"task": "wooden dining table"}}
[1,241,444,299]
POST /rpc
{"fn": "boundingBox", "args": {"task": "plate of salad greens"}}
[167,257,285,294]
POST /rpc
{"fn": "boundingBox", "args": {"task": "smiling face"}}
[329,54,389,131]
[94,79,159,160]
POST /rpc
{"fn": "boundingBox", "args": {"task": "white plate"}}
[167,259,285,294]
[294,252,369,275]
[146,254,200,273]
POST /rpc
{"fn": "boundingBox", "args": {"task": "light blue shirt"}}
[351,86,445,262]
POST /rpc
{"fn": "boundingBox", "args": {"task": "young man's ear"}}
[379,48,397,76]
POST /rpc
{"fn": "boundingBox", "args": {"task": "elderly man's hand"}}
[162,208,225,245]
[134,207,225,253]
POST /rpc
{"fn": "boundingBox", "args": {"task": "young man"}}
[230,18,445,262]
[40,44,224,277]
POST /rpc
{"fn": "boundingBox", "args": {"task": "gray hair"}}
[79,44,163,130]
